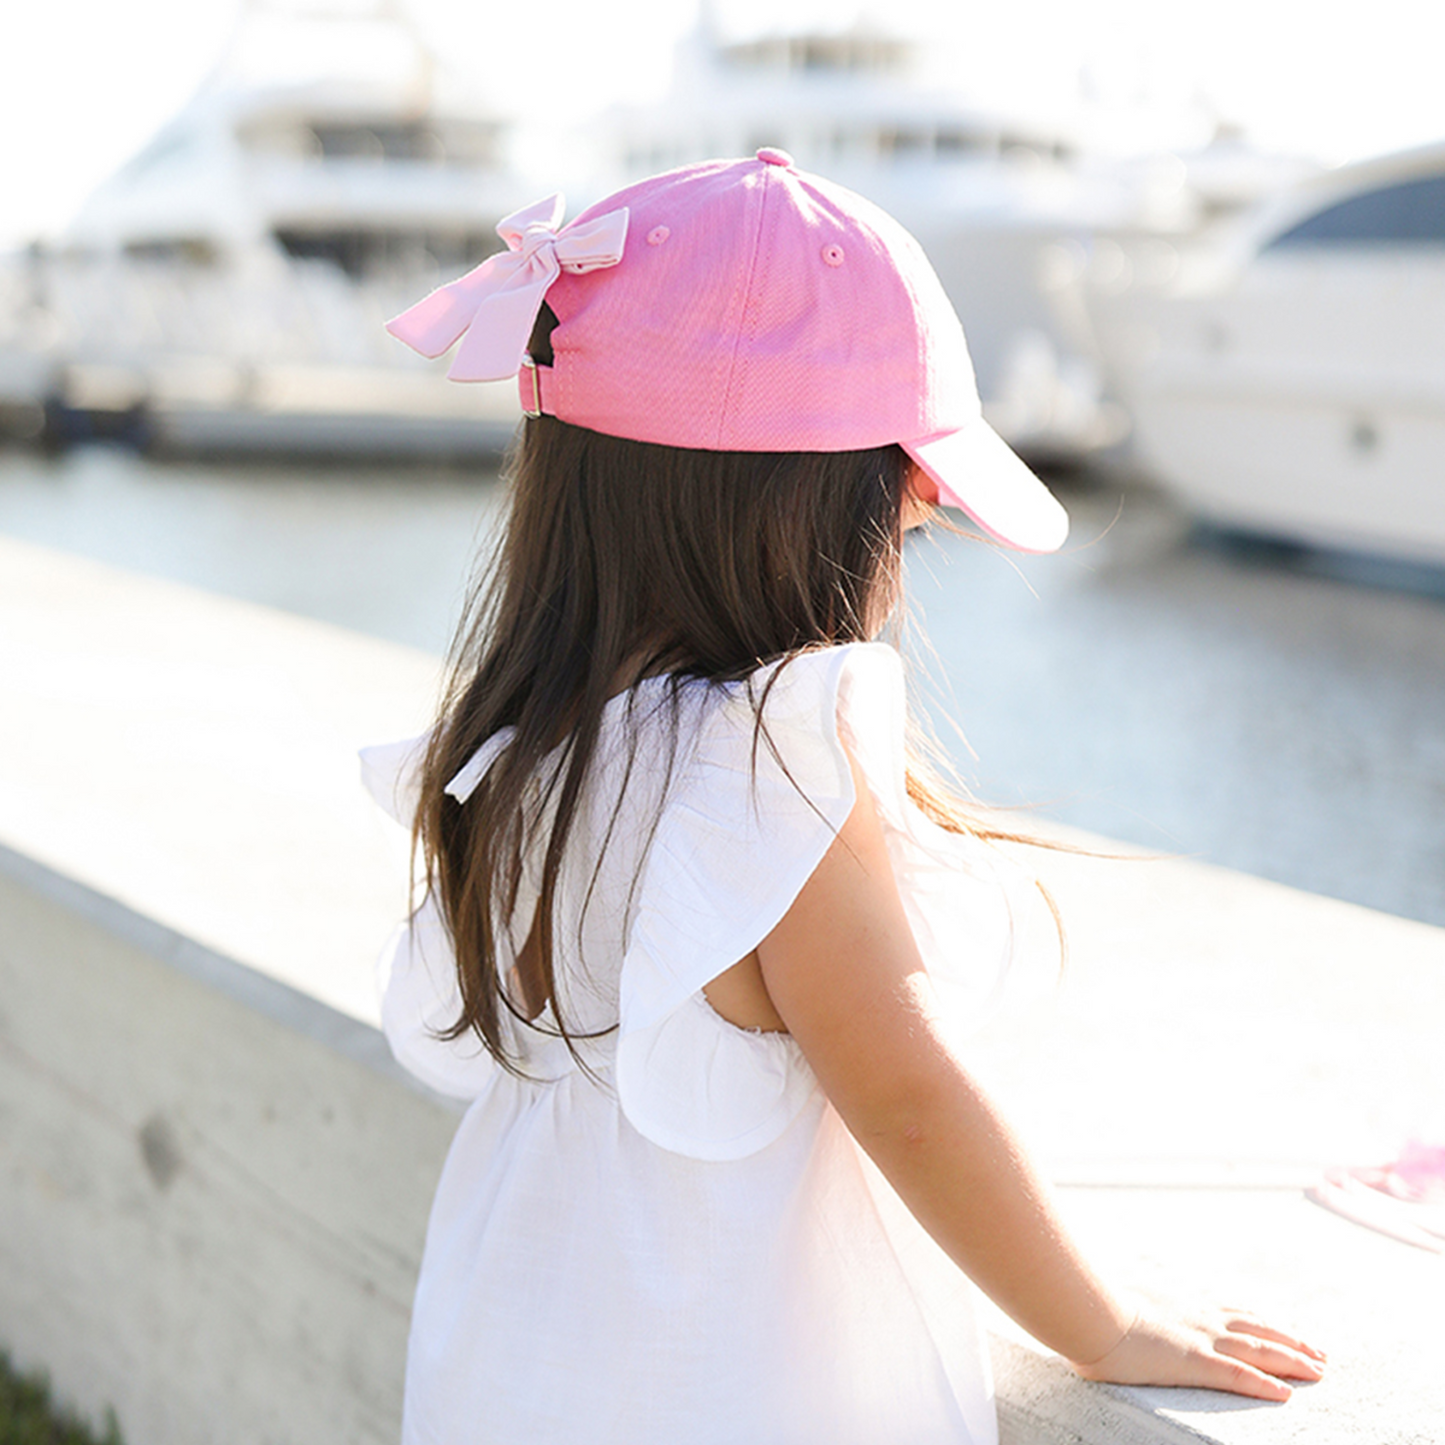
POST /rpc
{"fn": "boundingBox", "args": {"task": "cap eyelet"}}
[822,243,845,267]
[647,225,670,246]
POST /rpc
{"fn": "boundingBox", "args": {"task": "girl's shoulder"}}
[745,639,903,718]
[683,640,907,827]
[682,639,906,771]
[726,638,902,704]
[616,637,1046,1159]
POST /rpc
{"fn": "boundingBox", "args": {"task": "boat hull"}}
[1089,245,1445,563]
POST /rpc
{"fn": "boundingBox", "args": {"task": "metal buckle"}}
[521,353,543,419]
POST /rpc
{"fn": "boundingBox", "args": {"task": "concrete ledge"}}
[0,844,459,1444]
[995,1340,1212,1445]
[0,841,408,1089]
[3,535,1443,1444]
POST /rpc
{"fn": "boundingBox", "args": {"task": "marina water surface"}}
[3,443,1443,929]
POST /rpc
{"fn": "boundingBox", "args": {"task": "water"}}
[908,499,1445,926]
[4,442,1444,927]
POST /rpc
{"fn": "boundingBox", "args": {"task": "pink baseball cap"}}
[387,149,1067,553]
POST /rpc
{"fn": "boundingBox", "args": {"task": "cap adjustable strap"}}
[518,353,555,419]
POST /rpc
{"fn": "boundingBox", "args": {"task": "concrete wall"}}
[0,844,457,1445]
[0,843,1214,1445]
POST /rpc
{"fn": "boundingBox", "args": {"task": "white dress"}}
[361,641,1044,1445]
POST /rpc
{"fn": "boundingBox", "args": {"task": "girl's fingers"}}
[1071,1301,1326,1399]
[1214,1329,1327,1381]
[1223,1313,1328,1361]
[1208,1359,1293,1402]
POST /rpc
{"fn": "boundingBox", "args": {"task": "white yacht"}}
[1081,142,1445,563]
[1,4,1323,464]
[13,0,530,455]
[602,18,1242,463]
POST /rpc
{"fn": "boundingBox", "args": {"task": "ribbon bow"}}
[385,194,629,382]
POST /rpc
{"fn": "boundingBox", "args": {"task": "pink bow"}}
[385,194,629,382]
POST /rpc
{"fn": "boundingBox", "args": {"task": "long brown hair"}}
[415,309,1039,1073]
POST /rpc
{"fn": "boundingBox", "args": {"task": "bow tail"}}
[385,195,626,382]
[385,251,514,358]
[446,262,559,382]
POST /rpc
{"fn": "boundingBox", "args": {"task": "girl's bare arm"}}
[755,749,1325,1400]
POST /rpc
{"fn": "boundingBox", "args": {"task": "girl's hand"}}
[1070,1295,1327,1401]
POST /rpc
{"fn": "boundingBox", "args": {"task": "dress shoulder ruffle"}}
[360,643,1044,1130]
[358,729,513,1100]
[613,642,1037,1160]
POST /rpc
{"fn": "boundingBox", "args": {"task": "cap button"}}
[755,147,794,168]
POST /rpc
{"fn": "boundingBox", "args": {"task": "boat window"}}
[721,32,910,74]
[122,238,219,267]
[1265,171,1445,248]
[877,127,929,157]
[309,123,438,162]
[273,227,503,280]
[1000,142,1043,167]
[935,127,993,157]
[301,120,497,166]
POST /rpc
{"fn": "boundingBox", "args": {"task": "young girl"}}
[364,152,1325,1444]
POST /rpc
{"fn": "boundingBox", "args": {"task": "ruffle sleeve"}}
[359,730,504,1101]
[616,642,1039,1162]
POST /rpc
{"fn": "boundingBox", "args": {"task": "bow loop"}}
[496,194,567,254]
[384,194,629,383]
[553,209,632,275]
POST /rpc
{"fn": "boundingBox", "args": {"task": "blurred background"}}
[2,0,1443,924]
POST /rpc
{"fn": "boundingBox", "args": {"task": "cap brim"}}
[902,421,1069,554]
